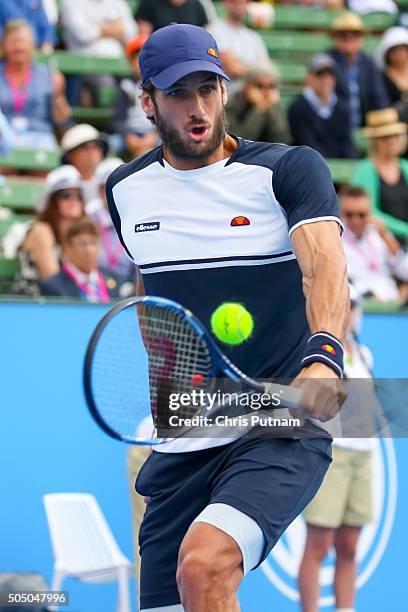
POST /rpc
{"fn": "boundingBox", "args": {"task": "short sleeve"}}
[272,146,343,237]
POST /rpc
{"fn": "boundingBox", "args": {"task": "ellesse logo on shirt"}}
[135,222,160,233]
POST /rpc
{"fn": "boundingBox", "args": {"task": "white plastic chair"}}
[43,493,133,612]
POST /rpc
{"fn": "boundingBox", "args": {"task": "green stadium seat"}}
[259,30,380,57]
[214,2,396,31]
[36,51,131,77]
[327,159,358,183]
[0,256,20,278]
[0,148,60,171]
[0,181,44,212]
[71,107,114,124]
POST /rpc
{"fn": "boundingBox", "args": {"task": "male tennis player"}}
[106,24,349,612]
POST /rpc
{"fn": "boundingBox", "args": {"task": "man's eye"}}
[201,85,216,94]
[167,90,184,97]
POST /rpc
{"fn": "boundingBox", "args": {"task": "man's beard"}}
[154,106,227,162]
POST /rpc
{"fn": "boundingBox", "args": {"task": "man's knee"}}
[177,524,242,593]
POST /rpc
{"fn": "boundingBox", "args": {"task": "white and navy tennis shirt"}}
[106,137,342,381]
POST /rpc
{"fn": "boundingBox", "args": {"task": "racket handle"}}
[263,382,301,409]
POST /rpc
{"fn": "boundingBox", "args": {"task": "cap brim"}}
[149,59,230,89]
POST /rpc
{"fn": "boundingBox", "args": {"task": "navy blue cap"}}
[139,23,230,89]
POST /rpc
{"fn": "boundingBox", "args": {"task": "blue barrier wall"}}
[1,302,407,611]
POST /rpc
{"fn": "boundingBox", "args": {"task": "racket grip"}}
[263,383,302,409]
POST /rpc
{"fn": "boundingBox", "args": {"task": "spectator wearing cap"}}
[0,21,70,156]
[110,35,158,159]
[135,0,208,36]
[88,157,136,281]
[61,124,108,205]
[327,11,389,128]
[340,184,408,301]
[288,53,356,159]
[352,108,408,244]
[19,165,85,282]
[225,62,290,144]
[207,0,269,92]
[0,0,55,52]
[39,217,123,301]
[375,27,408,106]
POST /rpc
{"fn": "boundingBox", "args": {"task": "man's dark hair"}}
[338,185,369,199]
[65,218,100,242]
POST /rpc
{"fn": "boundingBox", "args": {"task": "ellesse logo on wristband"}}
[135,222,160,233]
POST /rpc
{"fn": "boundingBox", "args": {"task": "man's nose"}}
[186,92,206,118]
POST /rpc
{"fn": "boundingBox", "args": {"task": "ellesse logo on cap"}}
[135,222,160,233]
[207,47,218,58]
[231,216,250,226]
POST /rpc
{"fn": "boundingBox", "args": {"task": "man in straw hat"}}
[326,11,389,128]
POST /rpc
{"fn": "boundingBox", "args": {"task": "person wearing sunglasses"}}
[326,11,389,128]
[19,165,86,287]
[340,184,408,302]
[225,62,290,144]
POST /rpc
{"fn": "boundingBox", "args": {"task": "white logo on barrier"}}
[261,438,397,607]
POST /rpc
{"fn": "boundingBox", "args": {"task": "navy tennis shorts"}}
[136,436,332,609]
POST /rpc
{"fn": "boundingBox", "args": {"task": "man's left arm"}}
[291,221,349,420]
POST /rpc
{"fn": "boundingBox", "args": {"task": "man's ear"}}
[140,91,155,120]
[221,79,228,107]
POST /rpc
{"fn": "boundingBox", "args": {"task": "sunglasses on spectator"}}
[59,189,82,200]
[335,30,363,39]
[343,211,369,219]
[253,82,277,90]
[70,238,99,248]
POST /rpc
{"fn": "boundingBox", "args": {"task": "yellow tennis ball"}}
[210,303,254,345]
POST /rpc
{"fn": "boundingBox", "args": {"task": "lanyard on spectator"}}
[343,230,379,272]
[63,261,110,302]
[6,66,33,114]
[98,219,124,269]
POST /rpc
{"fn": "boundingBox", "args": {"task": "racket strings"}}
[139,305,213,421]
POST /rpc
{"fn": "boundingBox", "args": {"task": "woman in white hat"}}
[375,26,408,105]
[20,165,85,282]
[351,108,408,244]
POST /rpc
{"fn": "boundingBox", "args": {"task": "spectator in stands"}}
[135,0,208,35]
[207,0,269,92]
[88,157,136,281]
[20,165,85,281]
[61,0,136,58]
[299,284,375,612]
[288,53,356,159]
[111,35,158,159]
[352,108,408,244]
[0,108,15,156]
[225,62,290,144]
[60,124,108,205]
[0,0,55,52]
[39,217,122,300]
[0,21,70,153]
[61,0,137,105]
[375,27,408,106]
[327,11,389,128]
[349,0,397,14]
[341,184,408,301]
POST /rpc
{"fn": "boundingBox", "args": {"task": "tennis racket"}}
[83,296,302,445]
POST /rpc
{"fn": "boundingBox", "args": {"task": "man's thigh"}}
[136,436,332,609]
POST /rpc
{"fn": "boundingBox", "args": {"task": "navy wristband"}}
[301,332,344,378]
